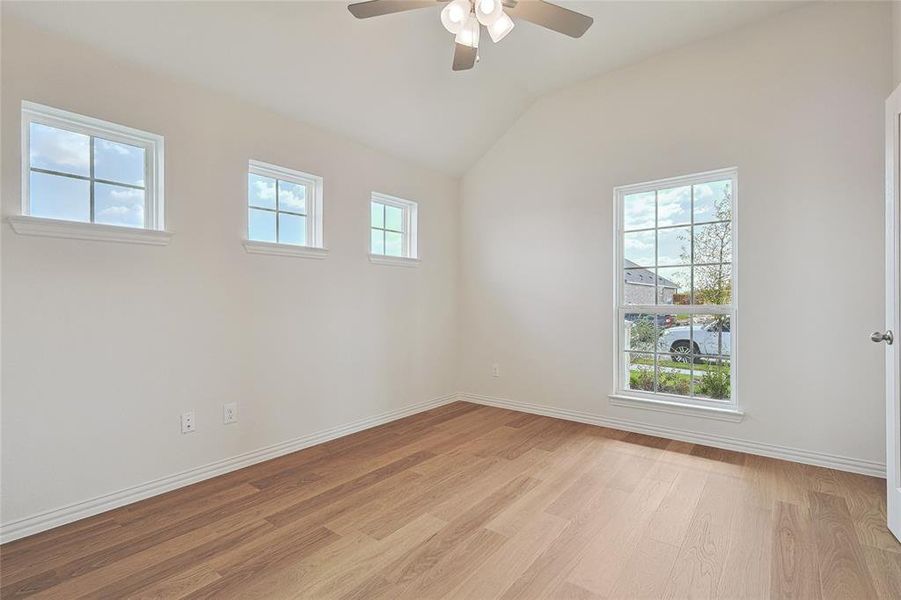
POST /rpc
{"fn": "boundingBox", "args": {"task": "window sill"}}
[369,254,420,268]
[243,240,328,259]
[7,215,172,246]
[608,393,744,422]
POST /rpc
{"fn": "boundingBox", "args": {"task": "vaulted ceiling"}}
[4,1,804,175]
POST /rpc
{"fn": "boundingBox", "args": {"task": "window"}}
[20,101,164,231]
[370,192,418,264]
[246,160,324,254]
[614,168,737,413]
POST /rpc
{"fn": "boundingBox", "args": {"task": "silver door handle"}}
[871,330,894,344]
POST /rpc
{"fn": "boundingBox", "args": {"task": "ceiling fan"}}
[347,0,593,71]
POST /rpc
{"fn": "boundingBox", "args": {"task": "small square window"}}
[370,192,418,261]
[246,160,323,249]
[21,102,164,230]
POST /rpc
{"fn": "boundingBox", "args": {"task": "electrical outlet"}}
[223,402,238,424]
[181,411,196,434]
[491,363,501,377]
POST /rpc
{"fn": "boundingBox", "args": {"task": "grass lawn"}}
[632,356,728,372]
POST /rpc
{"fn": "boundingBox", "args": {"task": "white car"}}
[657,317,730,362]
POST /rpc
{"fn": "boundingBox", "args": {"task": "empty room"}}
[1,0,901,598]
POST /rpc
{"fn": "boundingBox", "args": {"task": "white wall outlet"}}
[491,363,501,377]
[223,402,238,424]
[181,411,196,434]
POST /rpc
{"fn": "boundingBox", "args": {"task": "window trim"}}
[7,215,172,246]
[245,159,324,255]
[611,167,739,415]
[20,101,165,232]
[369,191,419,265]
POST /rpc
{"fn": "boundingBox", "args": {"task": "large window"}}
[21,102,164,230]
[247,160,323,249]
[614,168,737,410]
[370,192,418,262]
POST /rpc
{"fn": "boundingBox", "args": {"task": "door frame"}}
[885,83,901,541]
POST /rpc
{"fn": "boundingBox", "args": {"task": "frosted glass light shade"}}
[441,0,471,34]
[487,12,514,43]
[455,14,480,48]
[475,0,503,26]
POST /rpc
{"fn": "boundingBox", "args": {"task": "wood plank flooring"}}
[1,401,898,599]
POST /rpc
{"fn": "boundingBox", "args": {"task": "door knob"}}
[871,330,894,344]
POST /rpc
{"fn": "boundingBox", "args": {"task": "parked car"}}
[657,317,730,362]
[624,313,674,328]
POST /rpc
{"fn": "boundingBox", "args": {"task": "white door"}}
[882,84,901,542]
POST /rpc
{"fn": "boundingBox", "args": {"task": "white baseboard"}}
[0,394,457,544]
[460,392,886,478]
[4,390,884,544]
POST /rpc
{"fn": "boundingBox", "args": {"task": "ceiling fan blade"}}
[505,0,593,38]
[348,0,442,19]
[452,43,477,71]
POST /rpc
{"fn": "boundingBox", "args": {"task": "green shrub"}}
[629,367,654,391]
[697,365,730,399]
[658,370,690,396]
[630,318,659,351]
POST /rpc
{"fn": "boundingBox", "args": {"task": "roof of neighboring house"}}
[624,259,678,288]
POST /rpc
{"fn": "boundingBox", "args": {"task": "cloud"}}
[98,205,135,216]
[657,186,690,226]
[250,178,307,212]
[255,179,275,199]
[95,138,134,156]
[626,181,732,230]
[109,187,143,201]
[93,138,145,186]
[693,181,731,221]
[658,227,690,265]
[623,192,654,229]
[250,177,277,209]
[30,123,89,172]
[624,230,654,264]
[97,186,144,226]
[96,202,143,225]
[279,187,305,212]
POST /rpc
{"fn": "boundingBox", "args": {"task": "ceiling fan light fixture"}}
[475,0,503,26]
[455,14,480,48]
[487,12,514,43]
[441,0,470,34]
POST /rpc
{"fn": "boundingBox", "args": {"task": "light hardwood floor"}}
[1,401,899,599]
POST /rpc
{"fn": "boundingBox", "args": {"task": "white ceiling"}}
[4,1,804,175]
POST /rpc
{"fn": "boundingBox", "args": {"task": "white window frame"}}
[12,101,168,245]
[369,192,419,267]
[611,167,741,421]
[243,160,326,259]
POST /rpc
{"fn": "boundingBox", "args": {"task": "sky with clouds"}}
[623,181,731,266]
[622,181,732,305]
[29,123,146,227]
[247,174,308,244]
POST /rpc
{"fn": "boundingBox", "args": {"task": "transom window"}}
[370,193,417,259]
[247,160,323,248]
[21,102,164,229]
[615,168,737,408]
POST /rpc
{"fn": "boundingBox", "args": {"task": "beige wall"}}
[1,17,459,527]
[459,2,893,467]
[892,0,901,85]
